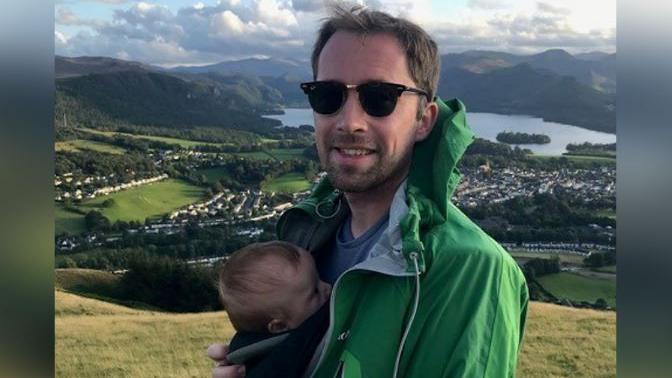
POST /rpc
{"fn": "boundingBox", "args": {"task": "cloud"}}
[56,0,615,66]
[536,2,572,15]
[467,0,510,10]
[56,6,103,27]
[291,0,323,13]
[428,1,615,54]
[55,31,68,46]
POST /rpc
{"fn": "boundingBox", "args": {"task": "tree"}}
[102,198,116,208]
[85,210,110,231]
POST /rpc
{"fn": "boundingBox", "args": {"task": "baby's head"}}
[218,240,331,334]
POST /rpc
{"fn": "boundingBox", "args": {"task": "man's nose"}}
[336,90,368,133]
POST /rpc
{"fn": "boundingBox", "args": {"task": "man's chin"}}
[327,171,377,193]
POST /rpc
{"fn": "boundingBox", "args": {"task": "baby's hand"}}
[207,344,246,378]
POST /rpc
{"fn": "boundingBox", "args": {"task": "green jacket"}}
[277,98,529,378]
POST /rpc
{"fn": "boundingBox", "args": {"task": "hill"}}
[170,57,311,80]
[438,63,615,133]
[56,51,616,133]
[442,49,616,94]
[55,70,281,132]
[55,290,615,377]
[55,55,160,79]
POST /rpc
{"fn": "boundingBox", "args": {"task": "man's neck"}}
[343,177,404,238]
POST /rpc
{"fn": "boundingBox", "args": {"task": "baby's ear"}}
[267,319,289,334]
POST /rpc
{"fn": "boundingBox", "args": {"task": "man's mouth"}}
[333,146,376,156]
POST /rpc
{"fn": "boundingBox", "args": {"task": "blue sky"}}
[55,0,616,66]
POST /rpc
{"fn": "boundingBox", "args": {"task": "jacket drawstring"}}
[392,252,421,378]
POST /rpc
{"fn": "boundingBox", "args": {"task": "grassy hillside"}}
[56,290,232,377]
[55,268,121,297]
[518,302,615,377]
[261,172,311,193]
[55,205,87,235]
[55,139,128,154]
[56,289,615,377]
[537,272,616,308]
[71,179,205,224]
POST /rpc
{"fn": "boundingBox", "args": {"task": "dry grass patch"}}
[56,291,615,377]
[518,301,616,377]
[56,290,233,377]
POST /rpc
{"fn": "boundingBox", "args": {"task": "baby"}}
[217,240,332,377]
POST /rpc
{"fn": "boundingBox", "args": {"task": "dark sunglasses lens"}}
[359,83,399,117]
[308,82,344,115]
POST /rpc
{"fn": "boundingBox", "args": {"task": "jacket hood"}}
[407,97,474,220]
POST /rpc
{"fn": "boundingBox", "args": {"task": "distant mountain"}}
[56,70,282,132]
[55,55,162,79]
[55,51,615,133]
[442,49,616,94]
[438,63,615,133]
[170,57,311,80]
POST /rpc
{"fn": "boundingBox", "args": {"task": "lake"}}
[264,108,616,155]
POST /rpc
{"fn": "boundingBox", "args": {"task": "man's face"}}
[313,31,429,193]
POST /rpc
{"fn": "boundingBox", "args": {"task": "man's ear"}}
[414,100,439,142]
[267,319,289,334]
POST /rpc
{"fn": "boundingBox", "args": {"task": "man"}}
[209,4,528,377]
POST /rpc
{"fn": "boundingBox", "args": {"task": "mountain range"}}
[55,49,616,133]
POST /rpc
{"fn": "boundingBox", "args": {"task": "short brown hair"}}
[218,240,302,332]
[311,3,440,106]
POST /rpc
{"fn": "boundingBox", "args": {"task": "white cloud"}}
[212,10,245,34]
[55,31,68,46]
[56,0,615,65]
[467,0,510,10]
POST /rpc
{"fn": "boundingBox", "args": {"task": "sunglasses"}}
[300,81,431,117]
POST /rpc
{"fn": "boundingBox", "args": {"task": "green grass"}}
[77,179,206,223]
[508,250,587,265]
[55,269,122,299]
[78,128,230,148]
[56,139,127,155]
[196,167,231,184]
[232,148,307,161]
[261,172,311,193]
[537,272,616,308]
[593,265,617,274]
[231,151,274,160]
[55,291,615,377]
[55,205,87,235]
[267,148,307,161]
[596,209,616,219]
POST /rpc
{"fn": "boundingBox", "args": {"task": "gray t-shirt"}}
[317,213,390,285]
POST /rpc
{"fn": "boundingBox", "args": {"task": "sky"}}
[54,0,616,67]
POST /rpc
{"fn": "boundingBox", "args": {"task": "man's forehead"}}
[316,31,412,84]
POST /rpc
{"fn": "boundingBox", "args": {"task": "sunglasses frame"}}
[300,80,431,117]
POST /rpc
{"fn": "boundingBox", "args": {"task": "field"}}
[196,166,231,184]
[55,287,615,377]
[55,139,127,155]
[508,250,587,265]
[537,272,616,308]
[56,290,233,377]
[55,179,206,228]
[261,172,312,193]
[233,148,307,161]
[78,128,229,148]
[517,302,615,377]
[55,205,87,235]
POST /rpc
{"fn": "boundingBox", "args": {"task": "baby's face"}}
[265,248,331,332]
